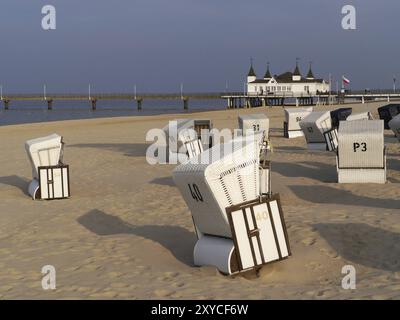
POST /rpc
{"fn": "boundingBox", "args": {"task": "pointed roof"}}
[248,62,256,77]
[306,62,314,79]
[264,62,272,79]
[293,61,301,76]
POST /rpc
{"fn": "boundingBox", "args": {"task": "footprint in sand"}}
[320,248,339,259]
[172,282,185,288]
[302,237,316,246]
[153,289,175,298]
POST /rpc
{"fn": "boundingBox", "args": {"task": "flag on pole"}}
[342,76,350,85]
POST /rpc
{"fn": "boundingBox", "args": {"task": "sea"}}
[0,99,226,126]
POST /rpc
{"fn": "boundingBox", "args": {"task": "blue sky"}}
[0,0,399,93]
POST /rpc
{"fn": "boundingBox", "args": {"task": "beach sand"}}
[0,101,399,299]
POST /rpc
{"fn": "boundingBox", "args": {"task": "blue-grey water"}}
[0,99,226,126]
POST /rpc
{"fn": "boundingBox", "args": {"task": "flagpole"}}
[341,75,344,91]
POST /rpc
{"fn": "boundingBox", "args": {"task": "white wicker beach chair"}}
[238,113,270,139]
[388,114,400,141]
[336,120,386,183]
[299,111,332,150]
[25,134,70,200]
[173,136,288,274]
[161,119,213,162]
[283,107,313,138]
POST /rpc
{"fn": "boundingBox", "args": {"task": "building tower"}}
[306,62,314,80]
[292,59,302,81]
[247,59,257,83]
[263,62,272,80]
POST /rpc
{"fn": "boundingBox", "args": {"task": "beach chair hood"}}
[25,133,63,179]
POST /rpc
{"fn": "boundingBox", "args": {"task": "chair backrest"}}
[238,113,270,138]
[338,120,384,169]
[25,134,63,179]
[330,108,352,128]
[299,111,332,143]
[284,107,313,131]
[173,136,260,238]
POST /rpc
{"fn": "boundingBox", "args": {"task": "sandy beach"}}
[0,101,399,300]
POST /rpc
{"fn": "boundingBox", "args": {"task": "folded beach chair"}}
[346,111,374,121]
[283,107,313,138]
[161,119,213,163]
[378,104,400,129]
[238,113,270,139]
[25,134,70,200]
[173,135,289,274]
[299,111,332,150]
[388,114,400,141]
[336,120,386,183]
[330,108,352,129]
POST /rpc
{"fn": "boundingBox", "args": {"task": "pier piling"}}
[47,99,53,110]
[91,99,97,111]
[136,98,142,111]
[183,98,189,110]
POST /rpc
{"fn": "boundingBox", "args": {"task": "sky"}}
[0,0,399,93]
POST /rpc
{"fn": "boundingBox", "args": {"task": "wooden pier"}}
[1,90,400,111]
[0,93,222,111]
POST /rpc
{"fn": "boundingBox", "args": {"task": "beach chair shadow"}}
[274,146,306,152]
[290,185,400,210]
[387,158,400,183]
[150,176,175,187]
[314,223,400,272]
[273,161,336,183]
[69,143,149,157]
[0,175,30,196]
[77,210,196,266]
[269,128,285,138]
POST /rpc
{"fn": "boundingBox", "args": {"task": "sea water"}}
[0,99,226,126]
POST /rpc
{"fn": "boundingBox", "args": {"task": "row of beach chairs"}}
[22,105,399,275]
[284,104,400,184]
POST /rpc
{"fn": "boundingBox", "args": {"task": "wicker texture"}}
[338,120,384,169]
[25,134,63,179]
[238,114,270,138]
[173,137,260,238]
[284,107,313,131]
[299,111,332,143]
[338,168,386,184]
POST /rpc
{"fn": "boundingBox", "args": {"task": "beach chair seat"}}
[336,120,386,183]
[184,138,204,159]
[388,114,400,141]
[378,104,400,129]
[283,107,313,138]
[25,134,70,200]
[323,128,339,151]
[193,195,290,275]
[299,111,332,150]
